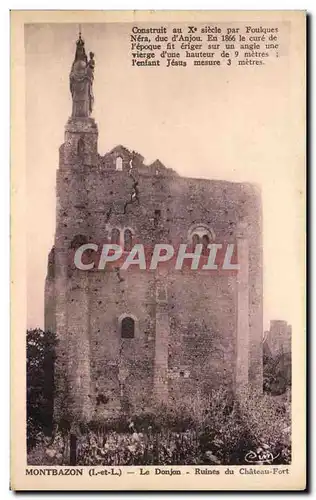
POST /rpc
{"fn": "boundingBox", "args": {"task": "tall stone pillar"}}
[53,248,69,421]
[66,273,93,423]
[46,32,98,427]
[53,114,97,422]
[154,277,169,404]
[44,247,56,333]
[236,235,249,395]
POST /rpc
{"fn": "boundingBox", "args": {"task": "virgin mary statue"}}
[69,33,95,118]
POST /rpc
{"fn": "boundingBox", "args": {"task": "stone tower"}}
[264,320,292,358]
[45,34,263,426]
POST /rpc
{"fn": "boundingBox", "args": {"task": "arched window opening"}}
[124,229,133,252]
[111,228,120,245]
[202,234,210,255]
[116,156,123,171]
[78,137,85,157]
[192,233,200,249]
[189,225,214,250]
[154,209,161,228]
[121,316,135,339]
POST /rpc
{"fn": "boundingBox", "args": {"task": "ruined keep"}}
[263,320,292,358]
[45,34,263,424]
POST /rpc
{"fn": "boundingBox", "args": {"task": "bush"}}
[31,388,289,466]
[26,333,291,466]
[238,389,291,464]
[28,387,291,466]
[263,352,291,395]
[76,429,200,465]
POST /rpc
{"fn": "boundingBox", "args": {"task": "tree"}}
[27,329,57,451]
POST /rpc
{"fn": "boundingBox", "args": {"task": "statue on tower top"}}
[69,30,95,118]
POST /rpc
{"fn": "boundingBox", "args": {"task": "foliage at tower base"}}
[27,329,57,451]
[263,351,291,395]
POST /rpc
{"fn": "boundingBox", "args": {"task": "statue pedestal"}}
[66,117,98,134]
[63,117,99,167]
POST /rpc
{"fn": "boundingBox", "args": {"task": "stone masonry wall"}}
[46,133,263,422]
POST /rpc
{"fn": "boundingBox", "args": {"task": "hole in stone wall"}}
[192,234,200,249]
[121,316,135,339]
[111,228,120,245]
[70,234,88,250]
[202,234,210,255]
[96,394,109,405]
[77,137,85,157]
[124,229,133,251]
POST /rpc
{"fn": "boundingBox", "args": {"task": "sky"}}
[25,21,304,333]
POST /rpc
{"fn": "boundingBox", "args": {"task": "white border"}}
[4,2,311,498]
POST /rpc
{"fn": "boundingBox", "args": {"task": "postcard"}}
[11,10,306,491]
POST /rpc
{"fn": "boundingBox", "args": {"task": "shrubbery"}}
[28,388,291,466]
[263,352,291,395]
[27,328,291,465]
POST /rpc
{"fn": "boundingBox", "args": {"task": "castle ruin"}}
[45,33,263,424]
